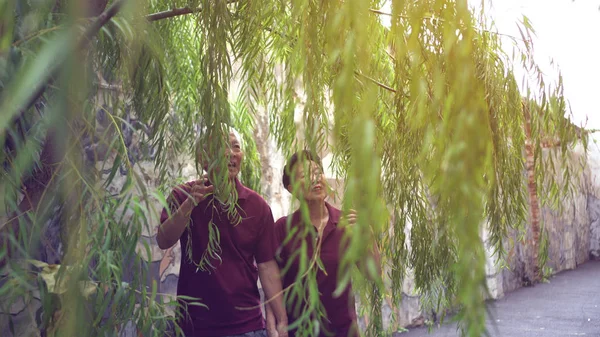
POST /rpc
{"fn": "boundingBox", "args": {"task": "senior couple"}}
[157,127,372,337]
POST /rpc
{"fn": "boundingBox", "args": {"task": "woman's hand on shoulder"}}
[343,209,357,231]
[346,209,357,225]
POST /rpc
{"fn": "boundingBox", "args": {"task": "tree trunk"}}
[522,102,541,283]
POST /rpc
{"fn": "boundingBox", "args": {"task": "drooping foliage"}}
[0,0,587,337]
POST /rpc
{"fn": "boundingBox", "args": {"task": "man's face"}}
[198,132,244,180]
[226,132,243,179]
[290,160,328,201]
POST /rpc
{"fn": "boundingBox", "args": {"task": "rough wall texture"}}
[589,194,600,259]
[482,148,596,308]
[588,145,600,260]
[353,146,600,332]
[496,147,593,296]
[0,286,42,337]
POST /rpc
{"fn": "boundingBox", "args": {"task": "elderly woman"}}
[268,150,372,337]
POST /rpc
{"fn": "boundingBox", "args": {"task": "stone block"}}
[396,294,423,328]
[0,294,41,337]
[589,194,600,259]
[486,272,504,300]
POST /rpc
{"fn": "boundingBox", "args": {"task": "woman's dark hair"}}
[282,150,323,188]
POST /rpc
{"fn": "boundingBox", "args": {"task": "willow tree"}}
[0,0,586,336]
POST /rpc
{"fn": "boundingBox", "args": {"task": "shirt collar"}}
[320,202,340,242]
[290,201,340,227]
[235,177,250,200]
[324,202,341,226]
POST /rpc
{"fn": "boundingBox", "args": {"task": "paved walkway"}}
[397,260,600,337]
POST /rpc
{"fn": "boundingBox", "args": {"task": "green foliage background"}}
[0,0,587,336]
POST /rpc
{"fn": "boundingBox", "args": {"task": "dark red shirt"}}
[160,179,277,337]
[274,203,358,337]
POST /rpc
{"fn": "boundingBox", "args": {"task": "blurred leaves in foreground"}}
[0,0,590,336]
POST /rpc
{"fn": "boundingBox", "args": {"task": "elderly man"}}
[157,126,288,337]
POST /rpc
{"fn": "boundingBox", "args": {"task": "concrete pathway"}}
[396,260,600,337]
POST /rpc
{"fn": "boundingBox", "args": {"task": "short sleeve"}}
[273,217,287,248]
[273,217,288,265]
[159,183,190,224]
[255,203,278,264]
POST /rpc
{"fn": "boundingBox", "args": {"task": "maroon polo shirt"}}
[160,178,277,337]
[274,203,358,337]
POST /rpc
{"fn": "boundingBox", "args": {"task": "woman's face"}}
[290,160,328,201]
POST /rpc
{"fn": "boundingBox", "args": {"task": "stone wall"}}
[589,194,600,259]
[491,146,592,297]
[381,144,600,332]
[587,142,600,259]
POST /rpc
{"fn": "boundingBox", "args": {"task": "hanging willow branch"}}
[369,8,530,42]
[146,1,239,21]
[354,71,397,93]
[146,7,198,21]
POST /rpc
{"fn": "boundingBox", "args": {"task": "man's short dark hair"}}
[282,150,323,188]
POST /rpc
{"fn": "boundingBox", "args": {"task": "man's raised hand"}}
[189,175,214,205]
